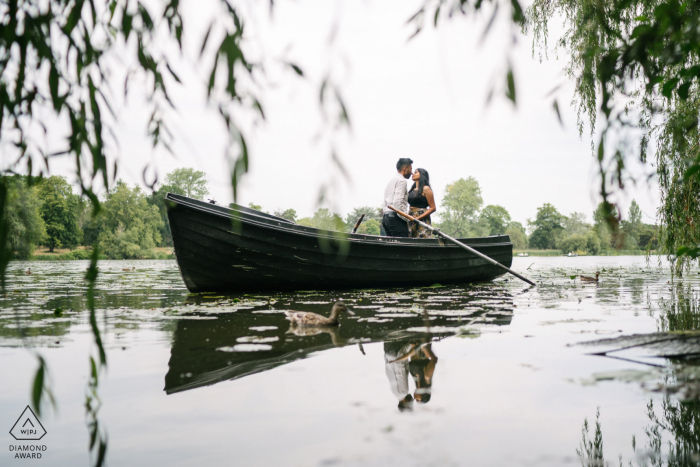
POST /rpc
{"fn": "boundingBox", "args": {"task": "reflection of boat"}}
[164,294,514,395]
[165,194,513,292]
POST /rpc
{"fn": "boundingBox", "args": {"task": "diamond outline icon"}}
[10,406,46,441]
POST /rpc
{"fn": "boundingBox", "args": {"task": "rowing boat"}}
[166,193,513,292]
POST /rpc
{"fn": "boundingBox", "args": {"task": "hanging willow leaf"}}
[552,100,564,126]
[287,63,304,76]
[505,67,516,104]
[31,361,45,416]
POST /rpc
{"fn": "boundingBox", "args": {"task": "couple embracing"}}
[381,158,437,238]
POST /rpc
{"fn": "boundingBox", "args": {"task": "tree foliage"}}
[297,208,346,232]
[356,219,381,236]
[562,212,590,236]
[3,176,45,259]
[163,168,209,200]
[505,221,528,249]
[623,200,643,246]
[593,202,620,250]
[440,177,484,238]
[97,181,163,259]
[558,233,588,255]
[147,168,211,247]
[528,203,565,249]
[273,208,298,223]
[479,205,512,236]
[37,176,81,252]
[345,206,382,227]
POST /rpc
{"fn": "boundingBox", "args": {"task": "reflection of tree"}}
[640,398,700,466]
[627,277,645,306]
[577,400,700,466]
[657,284,700,332]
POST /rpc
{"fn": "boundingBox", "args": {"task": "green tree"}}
[248,203,263,212]
[163,168,210,200]
[505,221,528,249]
[558,234,588,255]
[558,212,596,253]
[586,231,601,255]
[639,224,659,250]
[273,208,298,223]
[563,212,590,236]
[440,177,484,238]
[345,206,382,229]
[593,202,619,250]
[479,205,512,236]
[36,176,82,252]
[356,219,381,236]
[147,187,178,247]
[79,198,104,247]
[622,200,643,248]
[4,177,46,259]
[97,181,164,259]
[297,208,346,232]
[528,204,565,249]
[147,168,210,247]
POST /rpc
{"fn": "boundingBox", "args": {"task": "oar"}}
[351,214,366,234]
[388,206,536,287]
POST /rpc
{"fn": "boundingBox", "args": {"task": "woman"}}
[407,168,437,238]
[409,342,438,404]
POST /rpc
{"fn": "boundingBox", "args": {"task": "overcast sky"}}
[2,0,660,227]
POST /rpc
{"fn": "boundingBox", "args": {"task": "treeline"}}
[256,176,658,254]
[527,201,657,254]
[253,177,530,248]
[3,168,209,260]
[6,169,657,260]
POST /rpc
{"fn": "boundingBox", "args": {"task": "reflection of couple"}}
[382,158,437,238]
[384,340,438,411]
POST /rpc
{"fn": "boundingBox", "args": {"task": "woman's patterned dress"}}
[407,189,432,239]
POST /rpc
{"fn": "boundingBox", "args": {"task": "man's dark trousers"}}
[382,213,409,237]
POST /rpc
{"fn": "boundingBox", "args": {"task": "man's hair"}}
[396,158,413,171]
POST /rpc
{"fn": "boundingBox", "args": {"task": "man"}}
[384,340,415,412]
[382,158,413,237]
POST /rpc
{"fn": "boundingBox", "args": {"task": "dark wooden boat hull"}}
[166,194,513,292]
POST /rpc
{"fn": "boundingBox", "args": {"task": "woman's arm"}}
[414,187,437,221]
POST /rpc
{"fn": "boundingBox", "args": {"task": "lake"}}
[1,256,699,466]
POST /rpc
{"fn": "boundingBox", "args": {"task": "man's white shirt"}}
[382,172,409,221]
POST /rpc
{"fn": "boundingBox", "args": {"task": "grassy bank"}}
[29,246,174,261]
[514,250,563,256]
[514,249,653,257]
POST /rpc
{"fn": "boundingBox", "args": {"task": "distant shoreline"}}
[24,246,174,261]
[18,249,655,261]
[514,249,653,257]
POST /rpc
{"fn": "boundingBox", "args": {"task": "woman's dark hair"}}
[409,168,430,195]
[410,358,432,404]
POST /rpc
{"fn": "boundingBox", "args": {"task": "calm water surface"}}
[1,257,699,466]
